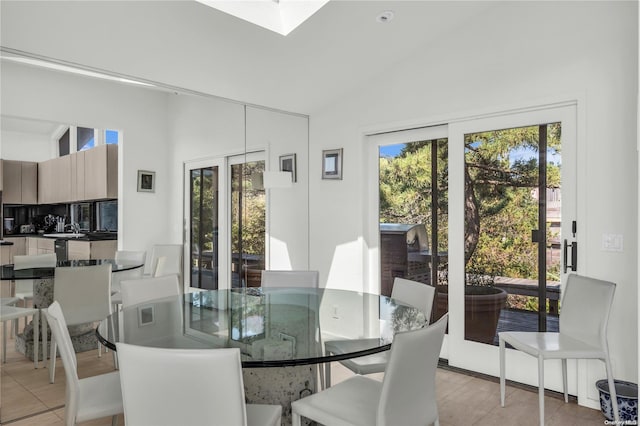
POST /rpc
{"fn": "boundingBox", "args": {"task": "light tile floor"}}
[1,328,606,425]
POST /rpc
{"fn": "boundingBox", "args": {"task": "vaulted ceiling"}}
[1,1,495,114]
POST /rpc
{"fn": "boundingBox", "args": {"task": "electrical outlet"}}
[602,234,623,252]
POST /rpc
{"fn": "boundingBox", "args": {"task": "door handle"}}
[563,239,577,273]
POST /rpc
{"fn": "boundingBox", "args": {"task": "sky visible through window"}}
[106,130,119,144]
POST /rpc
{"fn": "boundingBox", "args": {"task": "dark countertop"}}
[3,233,117,241]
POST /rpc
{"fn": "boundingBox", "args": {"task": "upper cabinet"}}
[38,155,71,204]
[38,145,117,204]
[2,160,38,204]
[84,144,117,200]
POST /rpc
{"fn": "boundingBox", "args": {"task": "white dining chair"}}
[499,274,620,426]
[148,244,183,278]
[260,270,319,288]
[324,277,436,387]
[12,253,56,332]
[120,274,180,308]
[44,301,123,426]
[292,313,448,426]
[1,303,39,368]
[110,250,146,307]
[46,263,114,383]
[116,342,281,426]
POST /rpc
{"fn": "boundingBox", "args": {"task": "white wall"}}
[166,97,310,273]
[0,130,51,162]
[0,61,172,255]
[308,0,638,396]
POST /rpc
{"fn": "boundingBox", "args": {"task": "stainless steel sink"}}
[42,233,86,238]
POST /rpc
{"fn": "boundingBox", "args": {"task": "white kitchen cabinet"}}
[38,156,71,204]
[3,236,27,263]
[36,238,54,255]
[67,240,117,260]
[84,145,117,200]
[2,160,38,204]
[71,151,86,202]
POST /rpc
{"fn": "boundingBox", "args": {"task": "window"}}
[97,200,118,231]
[105,129,119,145]
[58,128,70,156]
[77,127,95,151]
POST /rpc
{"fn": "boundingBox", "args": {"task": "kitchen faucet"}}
[64,223,80,234]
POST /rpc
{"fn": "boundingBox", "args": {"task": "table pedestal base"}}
[243,365,318,426]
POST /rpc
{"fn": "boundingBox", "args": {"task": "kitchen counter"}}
[4,233,117,241]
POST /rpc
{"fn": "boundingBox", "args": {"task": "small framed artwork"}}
[322,148,343,180]
[137,170,155,193]
[138,304,155,326]
[279,153,297,183]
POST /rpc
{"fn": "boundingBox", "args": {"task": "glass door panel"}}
[230,158,265,288]
[463,123,561,345]
[378,138,448,322]
[190,166,219,290]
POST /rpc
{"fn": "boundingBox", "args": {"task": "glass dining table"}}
[97,287,427,424]
[0,259,144,361]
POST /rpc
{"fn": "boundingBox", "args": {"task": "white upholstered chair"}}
[324,277,436,387]
[44,301,123,426]
[12,253,56,331]
[110,250,146,305]
[499,274,620,425]
[47,263,114,383]
[292,313,448,426]
[1,303,39,368]
[260,270,319,288]
[116,343,281,426]
[149,244,183,280]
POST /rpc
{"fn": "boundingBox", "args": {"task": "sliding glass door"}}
[185,152,265,291]
[448,104,577,392]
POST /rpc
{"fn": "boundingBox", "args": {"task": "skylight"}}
[195,0,329,36]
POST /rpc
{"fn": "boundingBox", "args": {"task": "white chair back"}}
[13,253,57,269]
[115,250,146,265]
[116,343,249,426]
[45,301,123,426]
[391,277,436,323]
[377,313,447,426]
[13,253,57,296]
[150,244,183,278]
[120,274,180,308]
[261,270,319,288]
[54,263,113,325]
[112,250,146,293]
[559,274,615,349]
[44,301,82,422]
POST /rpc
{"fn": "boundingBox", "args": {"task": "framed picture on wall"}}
[137,170,155,193]
[279,153,297,183]
[322,148,343,180]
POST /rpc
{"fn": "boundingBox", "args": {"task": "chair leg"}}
[2,320,7,363]
[538,356,544,426]
[499,336,506,407]
[49,341,57,384]
[604,357,620,423]
[41,311,47,364]
[33,311,39,369]
[561,358,568,403]
[292,411,302,426]
[108,316,118,369]
[325,360,332,388]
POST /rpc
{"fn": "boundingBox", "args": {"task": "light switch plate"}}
[602,234,623,252]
